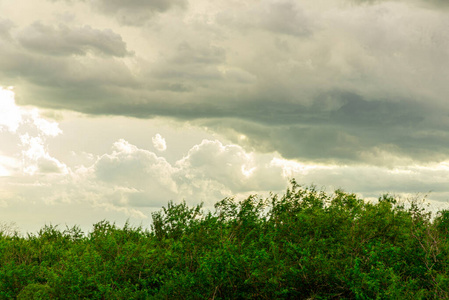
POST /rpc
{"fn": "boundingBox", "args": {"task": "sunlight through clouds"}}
[0,86,66,176]
[0,155,18,176]
[0,87,22,133]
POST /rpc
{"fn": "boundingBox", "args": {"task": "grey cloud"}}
[193,90,448,165]
[17,22,130,57]
[0,34,138,106]
[90,0,187,25]
[417,0,449,8]
[217,0,311,37]
[429,0,449,6]
[36,157,68,174]
[172,42,226,65]
[350,0,449,8]
[0,19,14,41]
[143,42,227,92]
[260,1,311,36]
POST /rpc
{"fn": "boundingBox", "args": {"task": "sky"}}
[1,0,449,233]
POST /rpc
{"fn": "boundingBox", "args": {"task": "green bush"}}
[0,181,448,299]
[17,283,53,300]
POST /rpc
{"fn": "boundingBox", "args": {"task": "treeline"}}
[2,181,449,299]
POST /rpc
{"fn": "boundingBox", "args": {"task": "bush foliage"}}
[2,181,449,299]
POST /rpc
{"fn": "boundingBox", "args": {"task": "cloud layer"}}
[1,0,448,165]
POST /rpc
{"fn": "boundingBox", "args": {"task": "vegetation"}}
[2,181,449,299]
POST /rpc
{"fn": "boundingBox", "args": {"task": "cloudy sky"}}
[1,0,449,233]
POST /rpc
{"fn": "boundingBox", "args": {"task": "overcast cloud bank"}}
[0,0,448,165]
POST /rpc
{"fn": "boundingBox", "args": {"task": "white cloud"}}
[30,109,62,137]
[152,133,167,152]
[93,138,178,205]
[0,137,287,220]
[20,134,68,175]
[87,138,286,208]
[175,139,287,194]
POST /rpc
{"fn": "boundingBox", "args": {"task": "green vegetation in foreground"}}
[2,181,449,299]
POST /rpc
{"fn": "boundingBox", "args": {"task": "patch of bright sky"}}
[270,157,334,178]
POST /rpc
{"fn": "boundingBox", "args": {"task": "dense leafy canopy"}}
[2,181,449,299]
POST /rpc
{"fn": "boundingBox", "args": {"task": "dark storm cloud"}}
[17,22,130,57]
[82,89,449,165]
